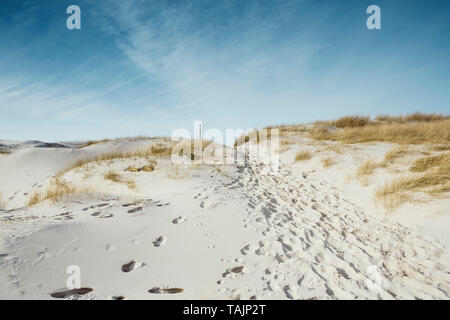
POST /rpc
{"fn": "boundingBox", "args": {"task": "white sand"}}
[0,138,448,299]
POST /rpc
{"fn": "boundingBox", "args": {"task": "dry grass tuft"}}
[78,139,111,149]
[150,143,173,156]
[104,170,121,182]
[295,150,312,162]
[321,157,334,168]
[380,146,411,167]
[310,118,450,145]
[376,153,449,206]
[104,170,136,190]
[376,113,449,123]
[27,141,171,206]
[410,153,449,173]
[65,143,172,174]
[431,145,449,152]
[280,140,293,146]
[330,115,371,128]
[28,177,91,206]
[356,159,378,177]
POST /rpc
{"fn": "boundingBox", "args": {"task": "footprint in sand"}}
[50,288,93,299]
[172,216,186,224]
[54,212,73,220]
[283,285,298,299]
[112,295,125,300]
[127,207,144,214]
[99,213,114,218]
[156,202,170,207]
[122,202,139,207]
[121,260,145,272]
[148,287,184,294]
[153,236,167,247]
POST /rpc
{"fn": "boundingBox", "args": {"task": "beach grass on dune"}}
[295,150,312,162]
[104,170,136,190]
[26,139,210,206]
[27,177,93,206]
[321,157,334,167]
[356,159,378,177]
[308,114,450,145]
[375,153,450,204]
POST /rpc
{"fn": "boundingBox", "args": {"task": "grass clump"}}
[356,159,378,177]
[104,170,121,182]
[28,177,91,206]
[330,115,371,128]
[410,153,449,172]
[310,118,450,145]
[376,153,450,206]
[383,146,409,163]
[321,157,334,168]
[78,139,111,149]
[104,170,136,190]
[295,150,312,162]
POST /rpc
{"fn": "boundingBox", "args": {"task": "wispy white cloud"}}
[95,0,321,125]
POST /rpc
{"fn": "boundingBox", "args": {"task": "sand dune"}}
[0,138,448,299]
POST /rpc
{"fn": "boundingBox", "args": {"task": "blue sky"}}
[0,0,449,141]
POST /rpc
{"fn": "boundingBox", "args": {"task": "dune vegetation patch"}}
[104,170,136,190]
[382,146,410,165]
[376,153,449,207]
[294,150,312,162]
[280,140,294,146]
[27,143,171,206]
[317,115,372,128]
[65,143,171,175]
[28,175,94,206]
[356,159,378,177]
[78,139,111,149]
[376,112,448,123]
[308,114,449,145]
[410,153,449,173]
[321,157,334,168]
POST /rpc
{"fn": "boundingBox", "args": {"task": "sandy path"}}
[213,152,450,299]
